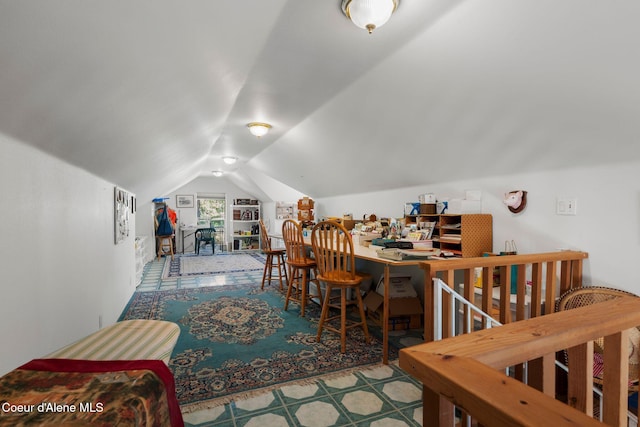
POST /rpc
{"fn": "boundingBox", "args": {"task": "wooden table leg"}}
[383,264,390,364]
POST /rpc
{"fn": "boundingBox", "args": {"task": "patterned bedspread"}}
[0,359,183,426]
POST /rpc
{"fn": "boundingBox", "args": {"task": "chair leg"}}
[355,289,370,345]
[261,253,272,290]
[276,254,286,291]
[300,268,308,317]
[311,267,323,307]
[284,265,297,311]
[267,254,275,286]
[341,288,347,353]
[157,236,174,261]
[317,284,333,343]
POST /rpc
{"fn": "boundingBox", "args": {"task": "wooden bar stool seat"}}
[156,235,174,261]
[282,219,322,317]
[259,219,288,291]
[311,220,370,353]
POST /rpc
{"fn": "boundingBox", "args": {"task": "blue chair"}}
[195,228,216,254]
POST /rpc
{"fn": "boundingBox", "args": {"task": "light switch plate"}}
[557,197,577,215]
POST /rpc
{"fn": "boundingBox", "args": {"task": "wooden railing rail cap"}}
[399,351,603,427]
[404,296,640,369]
[419,250,588,272]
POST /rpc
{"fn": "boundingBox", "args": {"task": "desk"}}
[300,236,423,364]
[179,226,198,253]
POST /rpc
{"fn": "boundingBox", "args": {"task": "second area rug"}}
[162,252,265,279]
[119,283,394,412]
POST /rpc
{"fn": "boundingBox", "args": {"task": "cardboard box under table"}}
[364,276,423,331]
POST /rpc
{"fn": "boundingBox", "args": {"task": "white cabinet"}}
[232,203,260,251]
[135,236,154,284]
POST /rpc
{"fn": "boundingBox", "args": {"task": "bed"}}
[0,320,183,426]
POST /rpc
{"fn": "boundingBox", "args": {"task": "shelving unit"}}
[297,197,314,226]
[232,203,261,251]
[404,213,492,257]
[135,236,154,285]
[276,201,295,220]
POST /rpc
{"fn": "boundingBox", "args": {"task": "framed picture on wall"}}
[114,186,130,244]
[176,194,194,208]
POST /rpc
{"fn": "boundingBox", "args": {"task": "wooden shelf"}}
[404,213,492,257]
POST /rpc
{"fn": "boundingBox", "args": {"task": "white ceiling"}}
[2,0,639,202]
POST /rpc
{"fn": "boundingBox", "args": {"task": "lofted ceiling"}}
[1,0,639,203]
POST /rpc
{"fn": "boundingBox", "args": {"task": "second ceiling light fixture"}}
[341,0,399,34]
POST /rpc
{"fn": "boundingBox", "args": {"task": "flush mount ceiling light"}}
[341,0,398,34]
[222,156,237,165]
[212,170,223,177]
[247,122,272,138]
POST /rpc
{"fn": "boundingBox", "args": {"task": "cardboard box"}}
[364,291,423,330]
[447,199,482,214]
[359,232,382,246]
[341,219,357,230]
[375,275,418,298]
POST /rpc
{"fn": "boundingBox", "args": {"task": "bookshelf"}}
[404,213,492,257]
[232,203,260,251]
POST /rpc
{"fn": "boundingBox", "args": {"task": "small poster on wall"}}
[176,194,194,208]
[114,186,130,244]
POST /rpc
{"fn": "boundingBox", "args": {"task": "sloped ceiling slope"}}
[255,0,640,198]
[1,1,639,202]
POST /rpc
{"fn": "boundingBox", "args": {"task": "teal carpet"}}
[119,284,396,412]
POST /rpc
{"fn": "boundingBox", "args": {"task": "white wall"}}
[316,160,640,294]
[137,176,260,252]
[0,135,137,375]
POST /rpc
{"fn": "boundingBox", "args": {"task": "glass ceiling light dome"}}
[222,156,237,165]
[247,122,272,138]
[342,0,398,34]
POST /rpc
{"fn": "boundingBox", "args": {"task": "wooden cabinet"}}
[232,204,260,251]
[297,197,314,225]
[404,213,492,257]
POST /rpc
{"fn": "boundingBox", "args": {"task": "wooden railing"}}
[399,296,640,426]
[420,251,589,342]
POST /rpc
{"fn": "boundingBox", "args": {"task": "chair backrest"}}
[557,286,640,388]
[282,219,307,263]
[259,219,272,252]
[311,220,356,280]
[195,228,215,240]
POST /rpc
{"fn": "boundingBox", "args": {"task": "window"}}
[197,195,226,230]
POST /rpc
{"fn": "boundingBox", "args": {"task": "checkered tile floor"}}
[136,254,424,427]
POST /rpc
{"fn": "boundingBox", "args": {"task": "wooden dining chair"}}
[311,220,371,353]
[282,219,322,317]
[259,219,287,291]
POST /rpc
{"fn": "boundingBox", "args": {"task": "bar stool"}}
[156,235,174,261]
[259,219,287,291]
[311,220,370,353]
[282,219,322,317]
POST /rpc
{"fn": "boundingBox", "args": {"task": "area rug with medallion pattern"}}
[119,284,396,412]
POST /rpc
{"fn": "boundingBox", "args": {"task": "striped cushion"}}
[46,320,180,365]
